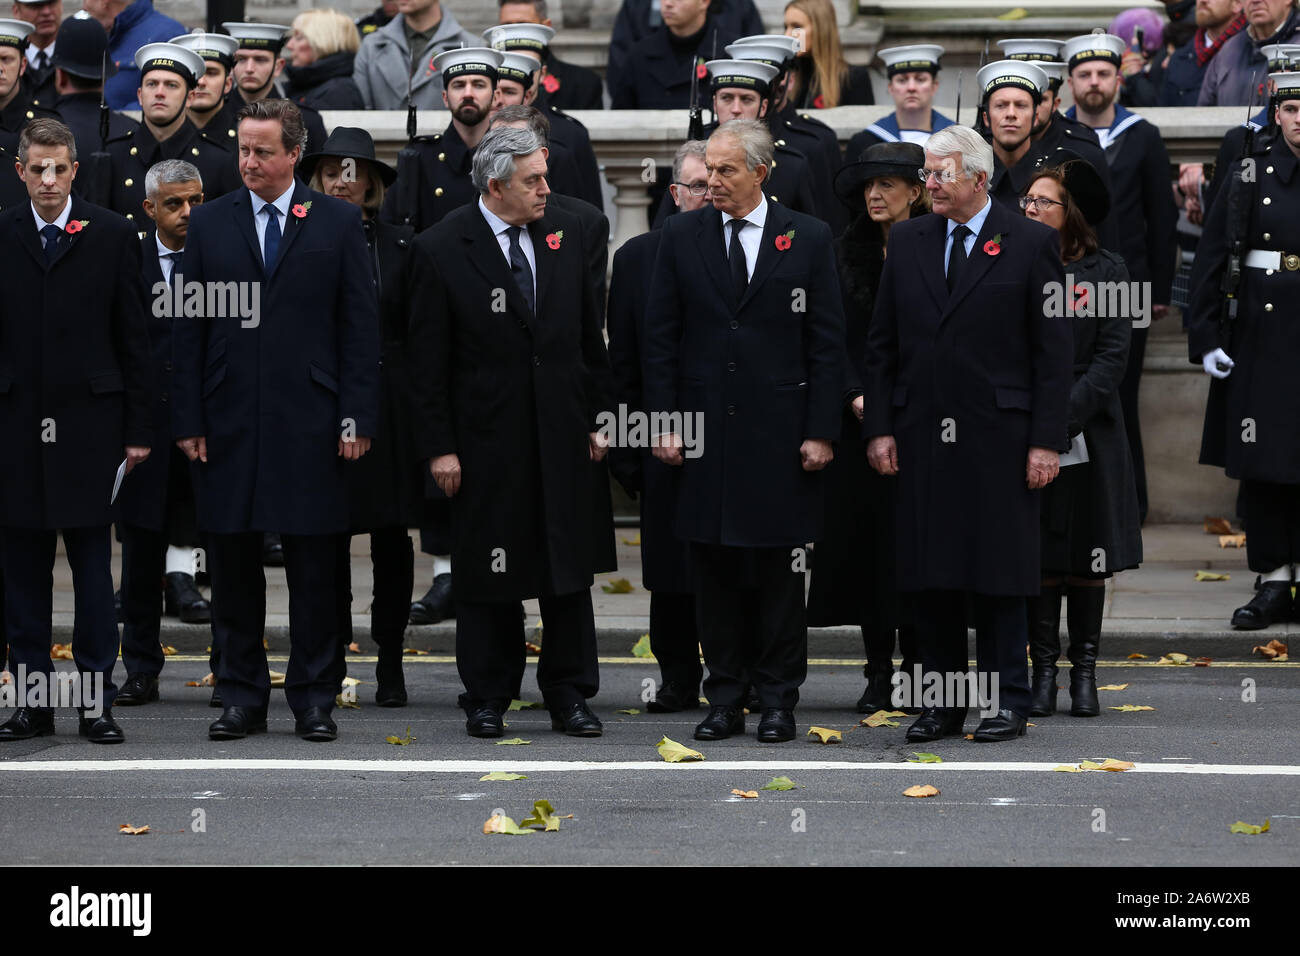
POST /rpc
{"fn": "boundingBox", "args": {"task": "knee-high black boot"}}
[1066,584,1105,717]
[1028,584,1063,716]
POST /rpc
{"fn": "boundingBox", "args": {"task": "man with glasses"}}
[865,124,1072,743]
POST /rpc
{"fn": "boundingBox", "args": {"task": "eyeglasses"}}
[674,182,709,196]
[1019,195,1065,211]
[918,167,961,184]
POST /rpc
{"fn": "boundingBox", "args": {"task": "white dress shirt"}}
[720,194,768,282]
[479,196,537,302]
[26,42,54,70]
[32,199,72,246]
[944,196,993,273]
[251,183,295,262]
[156,233,184,284]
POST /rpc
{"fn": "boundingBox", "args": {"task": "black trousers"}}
[1,526,118,708]
[118,524,170,678]
[649,590,702,690]
[691,542,807,711]
[336,526,413,650]
[208,531,343,713]
[1241,481,1300,572]
[911,589,1031,718]
[417,500,452,557]
[456,588,597,712]
[1120,324,1148,523]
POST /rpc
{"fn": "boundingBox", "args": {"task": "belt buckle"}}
[1284,254,1300,272]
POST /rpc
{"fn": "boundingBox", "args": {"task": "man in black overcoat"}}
[407,124,613,740]
[865,124,1072,743]
[0,118,152,743]
[644,119,845,744]
[172,99,380,743]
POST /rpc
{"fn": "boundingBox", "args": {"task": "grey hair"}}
[471,125,545,193]
[924,125,993,183]
[710,119,773,177]
[497,0,548,19]
[672,139,708,183]
[145,159,203,199]
[488,103,550,146]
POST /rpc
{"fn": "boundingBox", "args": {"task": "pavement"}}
[38,522,1298,659]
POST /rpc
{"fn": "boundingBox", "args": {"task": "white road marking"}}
[0,759,1296,775]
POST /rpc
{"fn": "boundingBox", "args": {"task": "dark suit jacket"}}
[643,202,846,548]
[537,55,604,111]
[407,201,613,601]
[171,183,380,535]
[864,201,1072,595]
[0,198,152,528]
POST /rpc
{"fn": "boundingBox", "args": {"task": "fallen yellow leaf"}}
[1109,704,1155,712]
[483,814,534,835]
[269,670,286,687]
[334,694,360,709]
[807,726,842,744]
[1203,516,1233,534]
[1079,760,1104,770]
[601,577,634,594]
[730,789,759,799]
[1097,759,1134,772]
[631,634,655,659]
[495,738,531,745]
[1219,533,1246,548]
[160,645,177,656]
[507,699,542,711]
[1229,819,1270,835]
[51,644,74,660]
[1127,653,1147,660]
[615,708,641,715]
[1097,683,1130,691]
[480,771,527,781]
[903,784,939,798]
[996,6,1028,19]
[621,534,641,546]
[656,735,704,762]
[1052,765,1083,772]
[402,647,430,655]
[1195,570,1230,582]
[385,726,416,745]
[1157,653,1190,665]
[119,824,150,835]
[862,711,900,728]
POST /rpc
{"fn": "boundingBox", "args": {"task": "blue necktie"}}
[507,225,535,316]
[164,251,183,289]
[41,223,61,266]
[262,203,281,272]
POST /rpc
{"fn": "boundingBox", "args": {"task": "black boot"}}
[1027,584,1063,717]
[1066,584,1105,717]
[375,645,407,707]
[856,628,896,713]
[1230,580,1293,630]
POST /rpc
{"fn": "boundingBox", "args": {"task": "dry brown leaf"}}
[524,641,542,654]
[1253,639,1289,660]
[119,824,150,835]
[160,645,177,656]
[1126,652,1147,659]
[807,726,842,744]
[1097,759,1135,771]
[730,789,759,799]
[51,644,74,660]
[903,784,939,798]
[1194,656,1213,667]
[346,642,361,653]
[1203,516,1233,534]
[1157,652,1190,665]
[1218,533,1246,548]
[402,648,430,655]
[1097,683,1130,691]
[963,733,975,740]
[269,670,286,687]
[1109,704,1155,712]
[862,710,901,728]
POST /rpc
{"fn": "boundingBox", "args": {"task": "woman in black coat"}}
[807,142,925,712]
[782,0,874,108]
[1020,154,1142,718]
[303,128,422,707]
[283,9,366,110]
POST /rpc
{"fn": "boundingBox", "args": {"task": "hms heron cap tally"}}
[1062,33,1126,72]
[706,58,779,96]
[433,46,505,83]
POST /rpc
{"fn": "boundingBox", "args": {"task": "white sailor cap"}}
[1061,33,1126,72]
[0,18,34,48]
[221,21,290,53]
[169,32,240,69]
[1261,44,1300,71]
[432,46,504,83]
[706,58,779,95]
[877,44,944,76]
[977,59,1048,99]
[496,51,539,85]
[482,23,554,56]
[730,33,801,57]
[134,42,205,86]
[1269,70,1300,101]
[997,38,1064,63]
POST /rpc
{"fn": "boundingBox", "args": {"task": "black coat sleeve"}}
[112,221,154,448]
[1185,172,1234,363]
[407,237,456,461]
[604,241,644,494]
[1069,253,1132,435]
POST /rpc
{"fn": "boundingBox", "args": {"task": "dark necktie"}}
[262,203,281,273]
[507,225,535,316]
[41,223,61,266]
[37,51,48,71]
[947,223,971,293]
[728,218,748,299]
[164,251,183,290]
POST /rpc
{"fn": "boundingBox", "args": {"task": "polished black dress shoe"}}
[209,685,223,708]
[756,708,797,743]
[262,532,285,567]
[694,704,744,740]
[466,706,504,738]
[550,702,603,737]
[208,706,268,740]
[1231,581,1293,630]
[409,572,455,625]
[79,710,124,744]
[973,709,1028,742]
[646,681,701,713]
[904,707,967,743]
[0,706,55,741]
[295,706,338,742]
[164,572,211,624]
[115,673,159,707]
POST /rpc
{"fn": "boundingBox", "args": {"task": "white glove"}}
[1202,348,1234,379]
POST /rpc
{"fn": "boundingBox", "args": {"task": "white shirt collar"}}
[26,42,54,67]
[250,182,296,220]
[948,196,993,238]
[721,193,768,232]
[155,232,183,258]
[478,196,522,237]
[32,198,72,233]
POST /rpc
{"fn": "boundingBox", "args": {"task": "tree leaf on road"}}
[730,789,759,799]
[161,645,177,656]
[760,776,801,791]
[483,814,535,835]
[269,670,286,687]
[507,699,542,711]
[1203,516,1233,534]
[631,634,655,658]
[50,644,74,660]
[601,577,634,594]
[615,708,641,715]
[1218,533,1246,548]
[908,752,943,763]
[1229,819,1270,835]
[1253,639,1289,660]
[1097,683,1130,691]
[903,784,940,798]
[1052,765,1083,772]
[119,824,150,835]
[1109,704,1155,712]
[480,772,527,781]
[622,534,641,546]
[385,726,416,745]
[1096,759,1134,771]
[495,738,532,745]
[862,710,902,727]
[520,799,571,831]
[657,735,705,762]
[1157,653,1191,665]
[402,648,429,655]
[1078,760,1104,770]
[334,694,361,709]
[1195,570,1230,581]
[1127,653,1147,659]
[807,726,842,744]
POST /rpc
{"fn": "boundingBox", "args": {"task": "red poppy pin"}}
[774,228,795,251]
[64,219,89,234]
[291,201,312,219]
[812,94,825,109]
[983,232,1002,256]
[542,73,560,94]
[546,230,563,250]
[696,59,707,80]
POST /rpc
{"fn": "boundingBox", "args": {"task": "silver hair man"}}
[709,118,774,179]
[470,124,545,194]
[672,139,708,183]
[924,125,994,183]
[145,159,203,200]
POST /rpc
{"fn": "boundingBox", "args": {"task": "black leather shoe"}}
[856,661,895,714]
[756,708,797,743]
[973,709,1028,742]
[1231,581,1293,630]
[262,532,285,567]
[694,704,744,740]
[375,646,407,707]
[905,707,967,742]
[646,680,701,713]
[79,710,124,744]
[164,572,210,624]
[209,685,223,709]
[208,706,268,740]
[295,706,337,742]
[115,673,159,707]
[466,705,504,738]
[409,573,455,625]
[550,702,603,737]
[0,707,55,741]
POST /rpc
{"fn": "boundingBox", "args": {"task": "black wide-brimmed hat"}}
[1032,148,1110,225]
[299,127,397,187]
[833,141,925,211]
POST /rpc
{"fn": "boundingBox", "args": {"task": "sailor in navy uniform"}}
[0,19,59,136]
[222,21,327,157]
[170,32,242,153]
[846,44,954,160]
